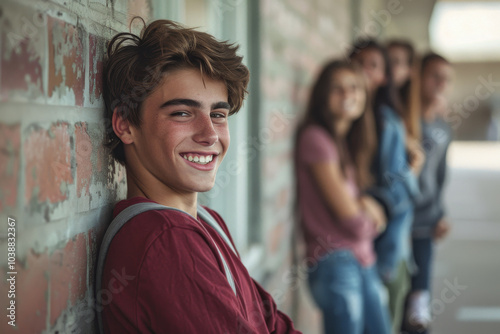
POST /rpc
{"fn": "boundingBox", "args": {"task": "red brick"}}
[0,250,50,334]
[75,123,93,197]
[49,233,87,326]
[24,122,73,204]
[0,37,43,100]
[0,5,44,100]
[268,222,286,254]
[0,123,20,212]
[89,34,105,104]
[47,16,85,106]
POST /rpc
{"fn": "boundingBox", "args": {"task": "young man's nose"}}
[193,114,219,145]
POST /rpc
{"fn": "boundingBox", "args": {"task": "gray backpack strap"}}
[95,203,169,334]
[197,205,237,255]
[195,205,237,297]
[95,203,237,334]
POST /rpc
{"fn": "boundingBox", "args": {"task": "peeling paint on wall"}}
[73,121,127,210]
[48,16,85,106]
[0,2,45,100]
[24,122,73,205]
[0,123,20,212]
[75,122,93,197]
[89,34,105,104]
[107,158,126,190]
[49,233,88,326]
[127,0,151,23]
[1,37,44,100]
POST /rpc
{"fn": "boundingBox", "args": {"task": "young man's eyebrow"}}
[159,98,201,109]
[211,101,231,110]
[159,99,230,111]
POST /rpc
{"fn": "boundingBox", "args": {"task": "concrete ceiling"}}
[382,0,437,51]
[383,0,500,51]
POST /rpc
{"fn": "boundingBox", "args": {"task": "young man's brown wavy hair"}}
[103,18,250,165]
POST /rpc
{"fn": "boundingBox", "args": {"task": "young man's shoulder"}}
[104,198,231,280]
[113,197,200,231]
[110,197,231,248]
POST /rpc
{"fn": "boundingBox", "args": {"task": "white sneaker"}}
[405,291,431,330]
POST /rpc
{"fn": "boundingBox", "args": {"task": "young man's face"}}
[128,67,230,194]
[421,59,453,102]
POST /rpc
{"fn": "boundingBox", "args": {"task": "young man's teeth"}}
[183,155,213,165]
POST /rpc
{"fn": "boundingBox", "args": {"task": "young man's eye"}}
[211,112,228,120]
[171,111,190,117]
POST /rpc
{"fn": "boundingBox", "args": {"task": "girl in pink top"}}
[295,61,391,334]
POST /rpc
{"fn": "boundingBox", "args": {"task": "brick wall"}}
[258,0,353,332]
[0,1,148,333]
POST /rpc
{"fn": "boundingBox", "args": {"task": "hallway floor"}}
[430,142,500,334]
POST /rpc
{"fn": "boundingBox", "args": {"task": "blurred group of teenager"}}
[294,39,454,334]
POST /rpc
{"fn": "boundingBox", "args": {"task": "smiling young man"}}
[98,19,300,333]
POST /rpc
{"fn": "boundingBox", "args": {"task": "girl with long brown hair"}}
[294,60,391,334]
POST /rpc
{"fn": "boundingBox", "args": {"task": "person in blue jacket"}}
[349,39,424,333]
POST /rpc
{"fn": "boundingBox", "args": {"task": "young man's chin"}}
[196,185,215,193]
[188,180,216,193]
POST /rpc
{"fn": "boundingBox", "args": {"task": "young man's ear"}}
[112,108,135,145]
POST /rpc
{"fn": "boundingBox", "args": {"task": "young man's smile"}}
[180,151,219,169]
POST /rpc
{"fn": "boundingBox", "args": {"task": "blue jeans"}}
[308,250,392,334]
[411,237,434,291]
[375,209,415,282]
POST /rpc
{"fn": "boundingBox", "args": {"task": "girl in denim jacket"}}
[349,39,423,333]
